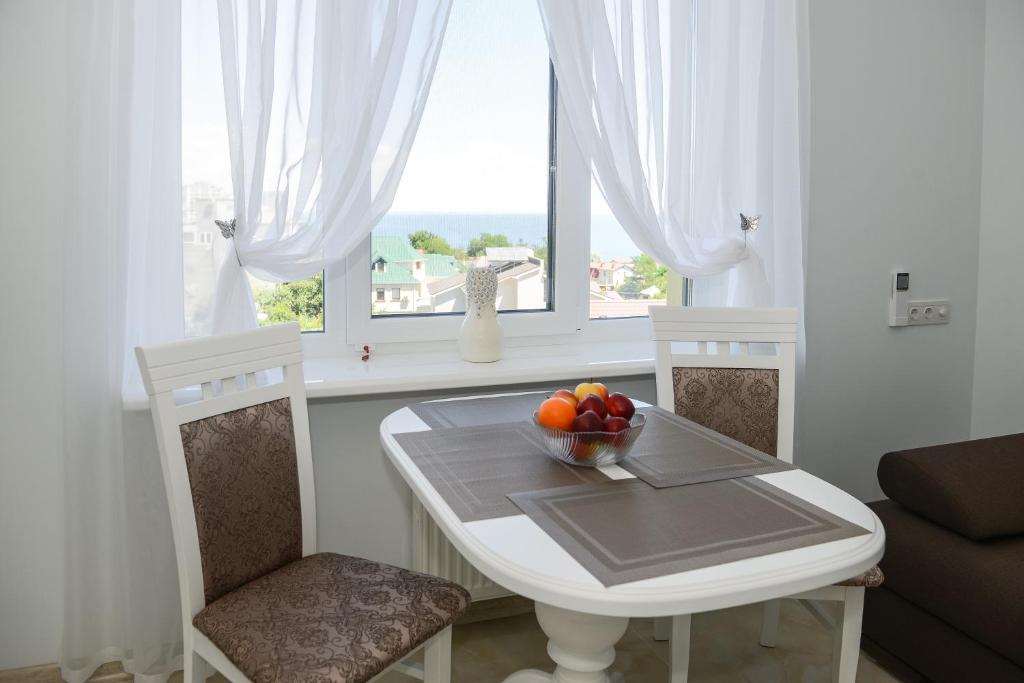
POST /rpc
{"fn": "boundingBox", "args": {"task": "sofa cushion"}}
[878,433,1024,540]
[870,500,1024,668]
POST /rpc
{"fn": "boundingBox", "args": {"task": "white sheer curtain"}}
[537,0,803,308]
[61,1,184,681]
[212,0,453,333]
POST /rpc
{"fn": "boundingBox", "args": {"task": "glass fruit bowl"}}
[532,412,646,467]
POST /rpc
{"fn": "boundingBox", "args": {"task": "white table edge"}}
[379,407,885,619]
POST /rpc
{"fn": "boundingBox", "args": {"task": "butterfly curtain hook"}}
[740,213,761,246]
[214,217,243,266]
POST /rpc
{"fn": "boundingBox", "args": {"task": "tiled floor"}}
[158,599,899,683]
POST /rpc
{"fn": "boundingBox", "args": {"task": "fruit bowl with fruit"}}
[533,383,646,467]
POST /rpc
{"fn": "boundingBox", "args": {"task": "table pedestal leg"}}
[503,603,630,683]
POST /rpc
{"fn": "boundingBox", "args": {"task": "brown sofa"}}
[863,434,1024,682]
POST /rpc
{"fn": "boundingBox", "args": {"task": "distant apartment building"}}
[590,259,634,291]
[430,250,545,313]
[371,238,546,314]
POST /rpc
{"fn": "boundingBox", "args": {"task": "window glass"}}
[369,0,553,317]
[589,180,669,319]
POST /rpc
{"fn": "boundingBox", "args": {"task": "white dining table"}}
[379,393,885,683]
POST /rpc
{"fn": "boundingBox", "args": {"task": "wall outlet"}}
[906,299,951,325]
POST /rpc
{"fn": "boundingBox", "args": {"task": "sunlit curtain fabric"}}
[62,1,185,681]
[212,0,452,332]
[537,0,804,308]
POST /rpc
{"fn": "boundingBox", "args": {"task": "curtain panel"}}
[537,0,804,308]
[211,0,453,333]
[61,1,185,681]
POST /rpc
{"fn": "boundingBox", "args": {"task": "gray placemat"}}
[509,478,870,587]
[395,422,608,522]
[617,407,795,488]
[409,391,552,430]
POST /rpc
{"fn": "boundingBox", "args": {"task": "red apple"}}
[602,416,630,433]
[577,394,608,419]
[570,438,598,461]
[571,410,604,432]
[602,415,631,446]
[604,393,635,420]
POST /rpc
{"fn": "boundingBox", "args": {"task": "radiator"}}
[411,498,512,601]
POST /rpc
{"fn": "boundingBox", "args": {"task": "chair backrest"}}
[650,307,798,462]
[135,322,316,620]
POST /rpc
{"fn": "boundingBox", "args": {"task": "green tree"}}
[254,272,324,331]
[618,254,667,299]
[531,243,548,263]
[467,232,511,257]
[408,230,453,255]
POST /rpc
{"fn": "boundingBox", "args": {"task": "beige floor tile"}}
[85,599,904,683]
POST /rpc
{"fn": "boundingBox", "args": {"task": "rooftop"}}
[371,261,419,285]
[371,235,420,263]
[423,253,458,278]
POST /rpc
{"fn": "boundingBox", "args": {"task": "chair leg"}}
[832,587,864,683]
[669,614,691,683]
[424,626,453,683]
[759,599,782,647]
[653,616,672,641]
[184,647,206,682]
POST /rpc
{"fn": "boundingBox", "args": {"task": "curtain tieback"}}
[740,213,761,246]
[215,218,244,266]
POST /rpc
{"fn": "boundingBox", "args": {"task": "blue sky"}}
[181,0,635,256]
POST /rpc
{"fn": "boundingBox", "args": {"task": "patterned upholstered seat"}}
[194,552,470,683]
[672,366,883,590]
[837,565,885,588]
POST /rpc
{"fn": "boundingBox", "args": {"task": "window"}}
[588,181,670,319]
[365,0,554,319]
[182,0,676,346]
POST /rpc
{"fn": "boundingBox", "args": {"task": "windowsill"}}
[122,339,656,411]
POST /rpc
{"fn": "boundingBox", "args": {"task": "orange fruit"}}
[537,396,577,431]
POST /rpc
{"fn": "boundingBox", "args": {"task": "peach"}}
[574,382,609,402]
[550,389,578,408]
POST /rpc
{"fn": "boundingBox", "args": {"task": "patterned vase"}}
[459,267,503,363]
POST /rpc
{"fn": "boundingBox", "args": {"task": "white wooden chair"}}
[649,306,882,683]
[136,322,468,683]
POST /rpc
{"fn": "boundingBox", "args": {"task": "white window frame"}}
[303,82,673,357]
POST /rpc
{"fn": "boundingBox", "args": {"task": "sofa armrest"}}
[878,433,1024,540]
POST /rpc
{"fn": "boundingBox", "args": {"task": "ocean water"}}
[375,213,641,260]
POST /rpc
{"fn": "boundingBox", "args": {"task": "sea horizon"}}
[376,212,640,261]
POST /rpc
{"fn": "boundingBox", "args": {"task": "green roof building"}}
[423,253,458,278]
[371,235,420,264]
[371,260,419,285]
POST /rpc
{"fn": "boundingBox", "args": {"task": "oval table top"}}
[380,394,884,619]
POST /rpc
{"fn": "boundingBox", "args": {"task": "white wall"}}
[971,0,1024,439]
[797,0,987,501]
[0,0,68,669]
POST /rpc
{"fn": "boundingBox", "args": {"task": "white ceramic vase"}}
[459,267,503,363]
